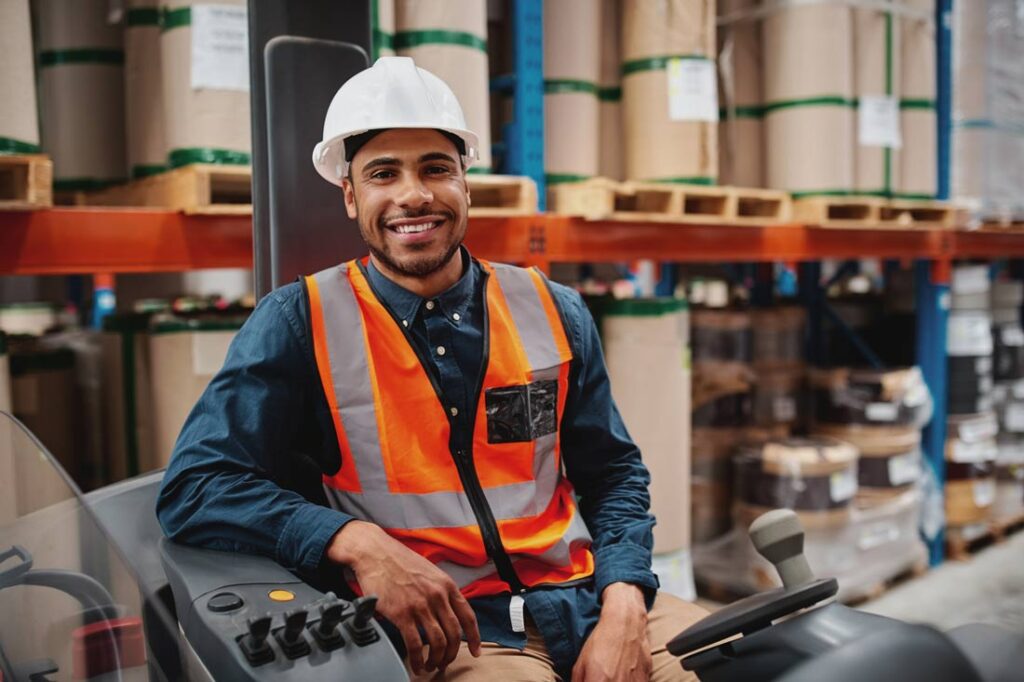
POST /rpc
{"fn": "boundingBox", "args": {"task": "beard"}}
[362,207,463,279]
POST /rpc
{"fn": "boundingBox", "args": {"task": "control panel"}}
[160,540,408,681]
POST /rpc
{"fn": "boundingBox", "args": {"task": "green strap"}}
[546,173,593,185]
[131,164,169,179]
[642,176,717,186]
[892,192,937,201]
[597,86,622,102]
[162,7,191,31]
[762,96,857,115]
[719,104,764,120]
[169,148,251,167]
[0,137,41,154]
[393,30,487,53]
[790,189,878,199]
[39,49,124,68]
[883,10,894,196]
[54,177,126,191]
[621,54,712,77]
[901,98,936,110]
[544,79,598,96]
[126,7,161,27]
[466,166,492,175]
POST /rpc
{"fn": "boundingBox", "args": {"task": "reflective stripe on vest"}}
[305,258,594,596]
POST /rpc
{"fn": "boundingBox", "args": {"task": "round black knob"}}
[207,592,244,613]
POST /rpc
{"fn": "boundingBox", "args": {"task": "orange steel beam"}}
[5,210,1024,274]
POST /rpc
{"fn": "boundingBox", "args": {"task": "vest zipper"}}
[357,261,526,594]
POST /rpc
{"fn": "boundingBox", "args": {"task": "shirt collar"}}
[365,246,477,325]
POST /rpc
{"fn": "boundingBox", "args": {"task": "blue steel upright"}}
[505,0,545,209]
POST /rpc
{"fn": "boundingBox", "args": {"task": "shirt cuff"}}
[592,542,660,610]
[277,503,355,575]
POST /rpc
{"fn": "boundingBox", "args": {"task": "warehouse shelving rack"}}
[0,0,1003,568]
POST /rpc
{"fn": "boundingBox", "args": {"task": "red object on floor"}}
[72,617,146,680]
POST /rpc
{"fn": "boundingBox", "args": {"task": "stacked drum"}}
[946,265,998,527]
[990,280,1024,522]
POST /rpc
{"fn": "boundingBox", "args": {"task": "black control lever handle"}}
[352,595,378,629]
[318,597,347,635]
[283,609,309,642]
[247,614,273,645]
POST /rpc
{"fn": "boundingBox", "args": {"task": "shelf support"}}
[505,0,545,208]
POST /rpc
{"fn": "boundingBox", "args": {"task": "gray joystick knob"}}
[748,509,815,589]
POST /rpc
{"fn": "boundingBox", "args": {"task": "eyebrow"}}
[361,156,401,174]
[418,152,458,165]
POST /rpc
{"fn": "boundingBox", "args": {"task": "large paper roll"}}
[125,0,167,178]
[0,0,40,153]
[854,6,901,195]
[161,0,251,168]
[603,300,691,554]
[396,0,492,171]
[598,0,623,180]
[34,0,127,190]
[763,4,854,194]
[898,0,936,198]
[373,0,397,59]
[622,0,717,183]
[718,0,763,187]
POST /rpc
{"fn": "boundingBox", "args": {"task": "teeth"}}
[393,221,437,234]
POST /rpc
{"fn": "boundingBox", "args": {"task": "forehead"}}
[352,129,459,168]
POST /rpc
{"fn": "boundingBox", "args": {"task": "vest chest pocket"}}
[485,379,558,444]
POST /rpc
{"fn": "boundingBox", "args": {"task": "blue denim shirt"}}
[156,249,658,678]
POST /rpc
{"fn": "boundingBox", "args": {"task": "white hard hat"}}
[312,56,480,185]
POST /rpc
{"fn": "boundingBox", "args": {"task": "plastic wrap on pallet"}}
[621,0,718,183]
[544,0,601,186]
[125,0,167,179]
[718,0,764,187]
[161,0,251,169]
[396,0,492,171]
[602,299,691,554]
[598,0,624,180]
[694,485,926,603]
[751,306,805,370]
[945,412,999,527]
[952,0,1024,220]
[0,0,40,154]
[750,368,804,429]
[34,0,127,190]
[809,366,933,429]
[993,434,1024,521]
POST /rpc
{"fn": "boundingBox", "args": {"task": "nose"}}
[394,170,433,209]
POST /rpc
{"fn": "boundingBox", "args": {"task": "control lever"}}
[275,608,312,659]
[239,614,275,666]
[345,595,381,646]
[749,509,815,588]
[310,592,348,651]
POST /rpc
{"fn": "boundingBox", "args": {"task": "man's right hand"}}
[326,520,482,674]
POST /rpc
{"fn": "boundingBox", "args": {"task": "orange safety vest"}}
[304,258,594,598]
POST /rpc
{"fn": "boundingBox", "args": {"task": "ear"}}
[463,175,471,207]
[342,178,358,219]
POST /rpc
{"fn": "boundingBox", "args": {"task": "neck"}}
[369,249,464,299]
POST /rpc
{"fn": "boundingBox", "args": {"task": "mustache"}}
[378,208,456,229]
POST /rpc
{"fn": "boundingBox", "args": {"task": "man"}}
[157,56,706,681]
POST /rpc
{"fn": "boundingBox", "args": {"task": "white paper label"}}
[1002,327,1024,347]
[866,402,899,422]
[191,5,250,92]
[958,414,999,443]
[830,468,857,502]
[773,396,797,422]
[509,595,525,633]
[192,332,235,376]
[857,522,899,551]
[667,58,718,122]
[858,95,902,148]
[951,439,998,463]
[973,479,996,507]
[1012,379,1024,400]
[1005,403,1024,432]
[888,451,922,486]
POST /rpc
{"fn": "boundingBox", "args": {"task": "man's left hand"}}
[571,582,651,682]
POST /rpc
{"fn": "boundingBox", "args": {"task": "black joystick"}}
[345,595,381,646]
[309,592,349,651]
[274,608,312,659]
[239,614,275,666]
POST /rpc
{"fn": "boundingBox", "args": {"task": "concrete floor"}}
[860,531,1024,633]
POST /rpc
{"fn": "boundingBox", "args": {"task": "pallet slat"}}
[467,174,538,216]
[549,178,793,225]
[793,196,962,229]
[0,154,53,210]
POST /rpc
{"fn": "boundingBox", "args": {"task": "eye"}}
[370,169,396,180]
[425,165,453,176]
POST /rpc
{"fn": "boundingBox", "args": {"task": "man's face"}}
[342,129,470,280]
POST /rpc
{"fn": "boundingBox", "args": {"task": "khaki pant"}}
[410,592,707,681]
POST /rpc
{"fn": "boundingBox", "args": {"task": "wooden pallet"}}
[467,174,538,216]
[842,560,929,606]
[0,154,53,210]
[548,178,793,225]
[86,163,253,215]
[793,196,960,229]
[947,512,1024,560]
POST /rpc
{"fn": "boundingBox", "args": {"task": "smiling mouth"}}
[388,219,443,234]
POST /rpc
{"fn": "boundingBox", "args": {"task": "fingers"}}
[417,610,448,673]
[571,660,586,682]
[397,618,425,675]
[433,596,463,669]
[449,588,482,657]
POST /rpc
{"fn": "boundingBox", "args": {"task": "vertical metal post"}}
[751,263,775,307]
[655,263,678,297]
[506,0,545,208]
[916,258,950,566]
[936,0,952,199]
[798,261,823,365]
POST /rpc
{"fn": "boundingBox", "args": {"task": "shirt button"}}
[436,346,446,356]
[450,406,459,417]
[401,319,408,327]
[425,301,435,310]
[452,313,461,321]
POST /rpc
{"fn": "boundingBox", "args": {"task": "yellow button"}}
[268,589,295,602]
